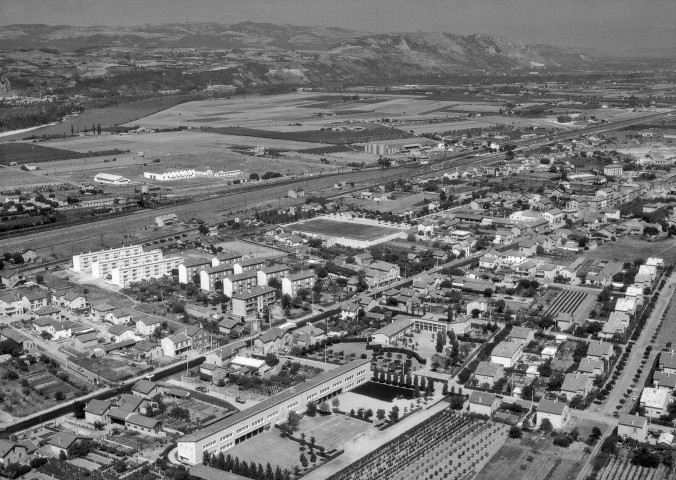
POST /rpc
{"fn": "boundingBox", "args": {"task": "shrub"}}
[553,436,571,448]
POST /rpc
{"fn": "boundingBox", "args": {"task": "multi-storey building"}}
[178,257,213,284]
[233,258,267,274]
[72,245,144,273]
[91,249,164,279]
[231,286,276,318]
[200,264,235,292]
[257,264,290,286]
[223,272,258,297]
[110,256,183,288]
[281,270,316,297]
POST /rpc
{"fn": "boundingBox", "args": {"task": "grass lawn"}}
[584,238,676,265]
[287,218,401,240]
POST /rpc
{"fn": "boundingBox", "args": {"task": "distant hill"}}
[0,22,595,84]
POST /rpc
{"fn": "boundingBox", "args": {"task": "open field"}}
[287,218,401,240]
[583,238,676,265]
[298,414,372,453]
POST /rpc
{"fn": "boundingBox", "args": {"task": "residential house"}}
[490,341,523,368]
[473,362,504,387]
[618,414,648,442]
[577,358,604,377]
[536,399,570,430]
[105,308,133,325]
[468,391,500,417]
[640,387,670,418]
[108,325,136,343]
[0,328,35,351]
[85,399,112,424]
[34,305,61,320]
[53,291,87,311]
[160,332,191,357]
[560,373,592,401]
[509,327,536,345]
[0,291,24,317]
[253,327,290,355]
[136,317,162,336]
[652,371,676,391]
[48,432,82,457]
[204,340,247,367]
[22,291,48,311]
[217,317,244,336]
[0,270,24,288]
[587,340,614,362]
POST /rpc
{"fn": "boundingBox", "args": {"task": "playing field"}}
[298,414,372,452]
[287,218,401,240]
[583,238,676,265]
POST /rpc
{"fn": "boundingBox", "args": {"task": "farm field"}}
[474,436,585,480]
[596,457,668,480]
[0,94,201,142]
[287,218,401,240]
[0,167,65,190]
[583,238,676,265]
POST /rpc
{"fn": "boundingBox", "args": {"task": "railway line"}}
[0,110,671,261]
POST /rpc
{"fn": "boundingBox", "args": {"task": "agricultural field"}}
[474,435,585,480]
[287,218,402,241]
[0,94,201,142]
[69,354,150,382]
[0,167,68,191]
[544,288,596,319]
[596,457,668,480]
[582,238,676,266]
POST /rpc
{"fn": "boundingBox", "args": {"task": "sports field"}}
[583,238,676,265]
[287,218,401,240]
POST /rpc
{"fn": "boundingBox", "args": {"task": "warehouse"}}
[94,173,131,185]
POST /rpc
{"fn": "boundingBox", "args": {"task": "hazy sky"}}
[2,0,674,56]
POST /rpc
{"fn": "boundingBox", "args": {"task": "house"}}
[136,317,162,336]
[34,305,61,320]
[0,440,28,465]
[20,249,37,263]
[22,291,48,311]
[218,317,244,336]
[354,253,373,266]
[105,308,133,325]
[652,371,676,391]
[125,414,164,437]
[577,358,604,377]
[1,270,23,288]
[640,387,670,418]
[161,332,192,357]
[155,213,178,227]
[0,327,35,351]
[473,361,504,387]
[341,302,360,320]
[560,373,592,401]
[32,316,55,335]
[281,270,316,297]
[54,291,87,311]
[48,321,75,340]
[132,340,163,362]
[91,303,117,319]
[85,399,112,424]
[108,325,136,343]
[490,341,523,368]
[618,414,648,442]
[204,340,247,367]
[370,318,413,345]
[468,391,500,417]
[253,327,290,355]
[294,324,327,346]
[74,332,99,351]
[536,399,570,430]
[287,188,305,199]
[586,340,614,362]
[132,380,163,399]
[0,291,25,317]
[175,325,209,350]
[509,327,536,345]
[466,301,488,316]
[48,432,82,456]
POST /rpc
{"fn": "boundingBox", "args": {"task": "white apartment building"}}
[72,245,144,273]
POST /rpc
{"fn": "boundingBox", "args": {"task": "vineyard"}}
[597,457,668,480]
[545,289,596,319]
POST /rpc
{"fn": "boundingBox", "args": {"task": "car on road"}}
[195,386,207,393]
[236,397,246,404]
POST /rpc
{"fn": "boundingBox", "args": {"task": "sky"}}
[1,0,674,57]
